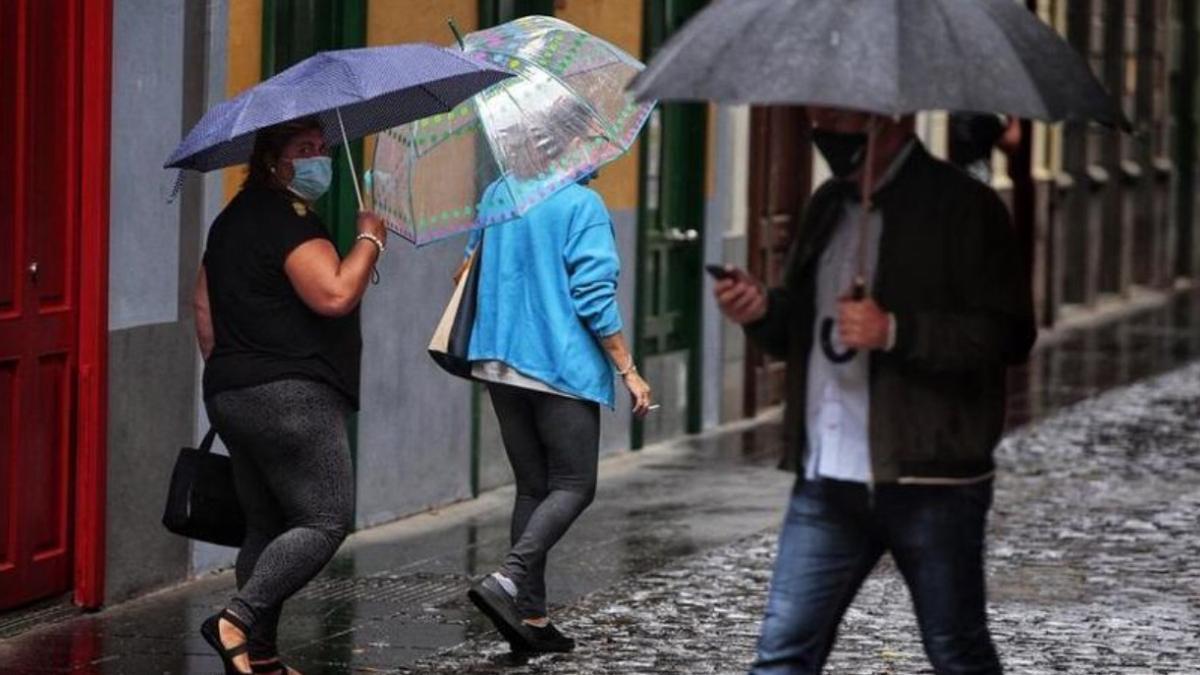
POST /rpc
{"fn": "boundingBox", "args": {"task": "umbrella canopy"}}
[370,16,655,246]
[164,44,512,172]
[631,0,1125,128]
[631,0,1120,365]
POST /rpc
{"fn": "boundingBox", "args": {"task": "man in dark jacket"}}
[715,107,1036,675]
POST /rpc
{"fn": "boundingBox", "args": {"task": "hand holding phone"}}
[705,263,736,281]
[710,264,767,325]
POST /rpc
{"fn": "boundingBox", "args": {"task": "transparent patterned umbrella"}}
[370,16,655,245]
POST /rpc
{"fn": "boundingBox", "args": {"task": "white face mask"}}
[287,156,333,202]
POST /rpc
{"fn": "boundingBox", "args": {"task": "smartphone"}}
[705,264,736,281]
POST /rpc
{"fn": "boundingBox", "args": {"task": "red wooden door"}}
[1,0,83,610]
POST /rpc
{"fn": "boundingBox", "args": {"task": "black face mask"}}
[811,129,868,178]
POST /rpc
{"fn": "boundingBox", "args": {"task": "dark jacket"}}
[746,141,1036,483]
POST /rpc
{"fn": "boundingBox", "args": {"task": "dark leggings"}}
[205,379,354,659]
[488,383,600,619]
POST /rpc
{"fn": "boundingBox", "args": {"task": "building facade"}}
[1,0,1196,612]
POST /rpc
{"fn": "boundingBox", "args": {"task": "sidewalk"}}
[3,290,1200,674]
[1,416,793,674]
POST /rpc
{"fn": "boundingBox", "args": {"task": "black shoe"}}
[468,576,533,650]
[523,621,576,653]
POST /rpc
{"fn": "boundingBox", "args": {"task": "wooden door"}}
[744,107,812,416]
[1,0,85,610]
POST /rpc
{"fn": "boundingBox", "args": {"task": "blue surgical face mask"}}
[287,156,333,202]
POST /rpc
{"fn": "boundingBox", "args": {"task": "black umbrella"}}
[631,0,1123,125]
[631,0,1126,363]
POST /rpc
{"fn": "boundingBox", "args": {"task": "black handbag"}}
[162,428,246,547]
[428,241,483,379]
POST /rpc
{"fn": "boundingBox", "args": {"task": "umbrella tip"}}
[448,18,465,50]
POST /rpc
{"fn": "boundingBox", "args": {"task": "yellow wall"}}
[359,0,646,212]
[223,0,264,202]
[222,1,481,203]
[367,0,478,44]
[556,0,644,212]
[364,0,479,175]
[220,2,650,210]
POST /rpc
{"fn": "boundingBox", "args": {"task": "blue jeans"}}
[751,478,1001,675]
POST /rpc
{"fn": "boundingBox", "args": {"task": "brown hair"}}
[243,116,324,190]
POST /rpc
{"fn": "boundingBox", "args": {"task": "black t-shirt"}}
[202,186,362,409]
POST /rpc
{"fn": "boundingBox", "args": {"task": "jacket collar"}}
[833,135,925,204]
[790,139,933,279]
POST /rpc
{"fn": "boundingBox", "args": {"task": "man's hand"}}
[838,296,891,350]
[714,268,768,325]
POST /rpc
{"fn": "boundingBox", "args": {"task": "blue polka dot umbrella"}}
[164,43,512,210]
[370,16,656,246]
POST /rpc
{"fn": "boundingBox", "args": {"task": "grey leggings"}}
[488,383,599,619]
[205,379,354,658]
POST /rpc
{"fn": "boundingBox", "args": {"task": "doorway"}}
[743,107,812,416]
[634,0,709,447]
[1,0,110,611]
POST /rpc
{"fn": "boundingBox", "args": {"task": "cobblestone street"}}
[3,333,1198,674]
[409,362,1200,675]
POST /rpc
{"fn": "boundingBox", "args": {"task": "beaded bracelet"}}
[356,232,386,255]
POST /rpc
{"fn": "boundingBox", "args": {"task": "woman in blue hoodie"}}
[462,172,653,654]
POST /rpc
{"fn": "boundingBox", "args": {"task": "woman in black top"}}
[194,117,387,675]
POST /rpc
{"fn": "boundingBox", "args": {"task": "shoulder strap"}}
[198,428,218,453]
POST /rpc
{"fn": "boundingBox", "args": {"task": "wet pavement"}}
[3,289,1200,674]
[407,360,1200,674]
[0,415,793,674]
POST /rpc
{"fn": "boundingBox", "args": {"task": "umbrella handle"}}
[335,107,364,212]
[827,116,879,364]
[819,280,867,364]
[448,18,466,50]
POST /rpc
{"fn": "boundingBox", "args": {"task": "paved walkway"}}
[409,362,1200,674]
[0,419,793,673]
[3,290,1200,674]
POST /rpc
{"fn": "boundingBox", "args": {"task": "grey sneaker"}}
[468,576,533,650]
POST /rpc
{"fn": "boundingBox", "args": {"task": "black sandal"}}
[250,658,296,674]
[200,609,253,675]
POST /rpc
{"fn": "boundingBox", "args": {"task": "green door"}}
[634,0,709,448]
[262,0,366,254]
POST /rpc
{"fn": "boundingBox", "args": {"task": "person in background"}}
[460,170,653,655]
[948,112,1022,183]
[715,106,1035,675]
[194,116,387,675]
